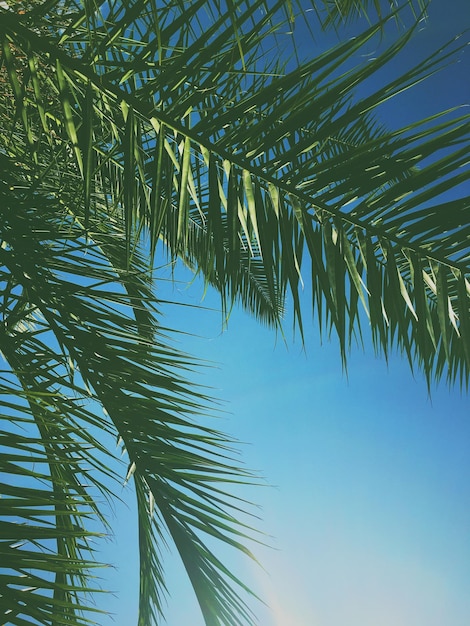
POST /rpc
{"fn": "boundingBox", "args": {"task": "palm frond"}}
[309,0,429,30]
[0,0,469,624]
[0,149,262,624]
[3,1,466,383]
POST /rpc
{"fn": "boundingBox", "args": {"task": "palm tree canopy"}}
[0,0,468,624]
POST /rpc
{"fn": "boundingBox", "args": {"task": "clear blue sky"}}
[96,2,470,625]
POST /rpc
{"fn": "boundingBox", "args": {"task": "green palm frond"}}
[310,0,428,29]
[0,0,469,624]
[3,0,466,382]
[0,174,115,622]
[0,147,262,625]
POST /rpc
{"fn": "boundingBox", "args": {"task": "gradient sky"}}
[94,2,470,625]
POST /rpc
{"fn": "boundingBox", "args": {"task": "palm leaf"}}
[4,0,462,384]
[0,1,469,624]
[0,148,262,624]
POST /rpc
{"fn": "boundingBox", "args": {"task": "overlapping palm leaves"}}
[0,0,469,624]
[1,151,262,624]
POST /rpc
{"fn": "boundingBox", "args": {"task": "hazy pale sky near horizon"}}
[95,1,470,625]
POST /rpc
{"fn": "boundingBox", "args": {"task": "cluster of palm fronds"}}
[0,0,469,624]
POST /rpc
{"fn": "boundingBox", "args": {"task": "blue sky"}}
[101,279,470,626]
[95,2,470,625]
